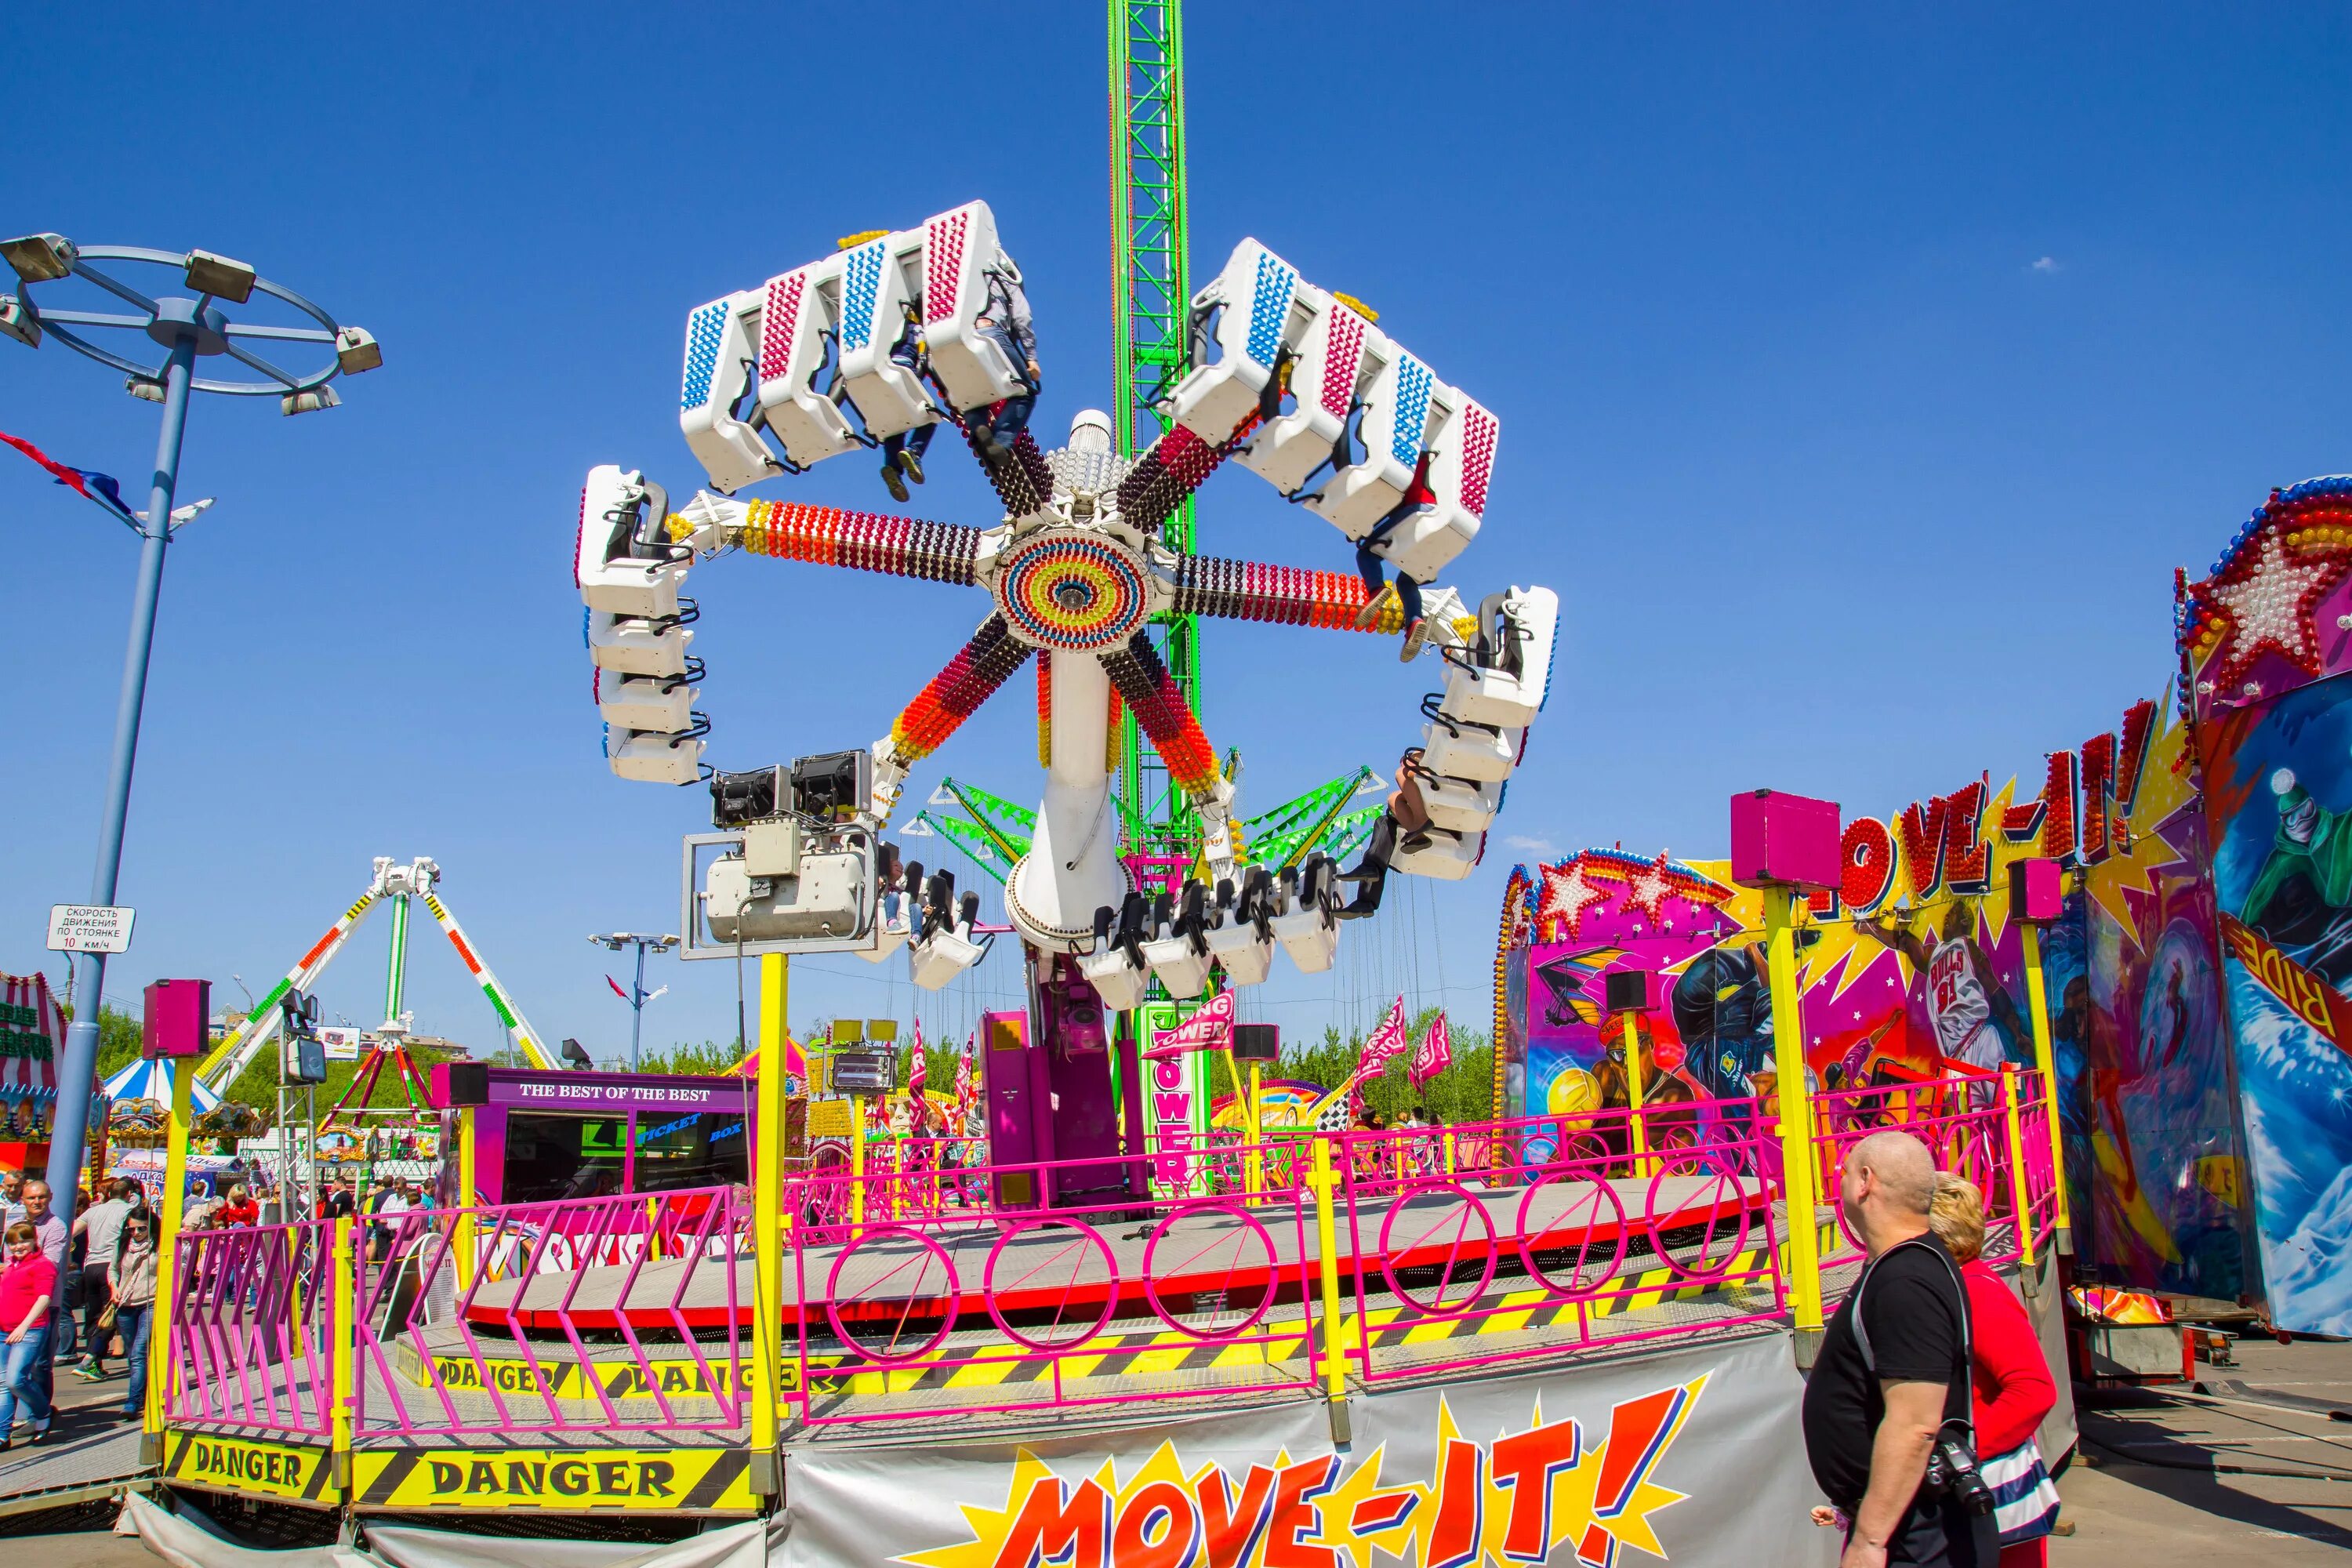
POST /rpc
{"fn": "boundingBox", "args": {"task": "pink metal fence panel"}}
[166,1219,338,1436]
[1809,1072,2043,1281]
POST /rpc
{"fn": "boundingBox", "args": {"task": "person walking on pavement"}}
[106,1206,158,1422]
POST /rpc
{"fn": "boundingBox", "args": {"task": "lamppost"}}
[590,933,680,1071]
[2,235,378,1205]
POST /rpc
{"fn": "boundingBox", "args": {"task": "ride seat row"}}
[576,465,706,785]
[1167,238,1501,585]
[1391,585,1560,880]
[679,201,1030,495]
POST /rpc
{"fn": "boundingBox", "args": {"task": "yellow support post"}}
[331,1214,354,1492]
[1443,1129,1457,1176]
[142,1059,195,1457]
[850,1096,867,1238]
[2017,922,2071,1251]
[2002,1065,2038,1270]
[454,1106,477,1289]
[750,953,787,1494]
[1308,1138,1350,1401]
[1762,886,1824,1337]
[1622,1012,1650,1171]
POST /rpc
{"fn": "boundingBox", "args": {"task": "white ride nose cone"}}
[1269,907,1339,974]
[1421,720,1523,783]
[1392,827,1484,881]
[609,733,702,786]
[1078,948,1150,1011]
[1419,774,1504,836]
[1203,922,1273,987]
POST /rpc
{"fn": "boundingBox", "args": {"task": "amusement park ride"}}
[575,205,1557,1197]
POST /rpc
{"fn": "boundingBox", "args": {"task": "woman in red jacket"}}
[1930,1174,2061,1566]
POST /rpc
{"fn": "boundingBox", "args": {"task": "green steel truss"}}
[1110,0,1202,864]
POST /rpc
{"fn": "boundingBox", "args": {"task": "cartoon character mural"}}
[2182,476,2352,1334]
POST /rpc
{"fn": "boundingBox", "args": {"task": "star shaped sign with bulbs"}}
[2184,476,2352,718]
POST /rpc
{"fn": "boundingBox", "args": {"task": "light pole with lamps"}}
[590,933,680,1072]
[1,234,378,1206]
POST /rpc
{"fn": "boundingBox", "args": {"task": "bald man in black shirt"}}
[1802,1131,1995,1566]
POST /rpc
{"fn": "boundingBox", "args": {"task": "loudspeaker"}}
[1231,1023,1280,1062]
[1730,789,1842,891]
[1604,970,1651,1015]
[142,979,210,1060]
[2010,856,2063,924]
[446,1061,491,1106]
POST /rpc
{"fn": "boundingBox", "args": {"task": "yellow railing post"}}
[1763,886,1824,1336]
[2018,922,2071,1252]
[750,953,787,1495]
[849,1099,867,1240]
[2002,1065,2037,1270]
[142,1059,195,1460]
[1308,1138,1352,1407]
[331,1215,354,1492]
[454,1106,477,1289]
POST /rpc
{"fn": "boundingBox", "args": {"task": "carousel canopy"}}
[101,1057,222,1114]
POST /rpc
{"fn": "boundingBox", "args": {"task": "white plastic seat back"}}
[1235,295,1382,494]
[1302,348,1428,539]
[1167,239,1315,444]
[918,201,1028,413]
[1419,775,1505,836]
[1269,906,1338,974]
[753,259,862,469]
[1421,717,1522,782]
[1367,387,1489,583]
[1441,584,1557,731]
[1078,947,1150,1012]
[680,291,783,494]
[588,612,694,677]
[1140,935,1212,1000]
[599,675,698,735]
[909,927,988,990]
[576,466,685,619]
[834,233,932,441]
[1203,921,1272,986]
[610,732,703,786]
[1392,827,1483,881]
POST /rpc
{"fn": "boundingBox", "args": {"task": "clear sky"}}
[4,4,2347,1065]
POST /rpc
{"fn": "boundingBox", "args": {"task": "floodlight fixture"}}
[0,233,75,283]
[183,248,256,304]
[127,376,166,403]
[0,296,38,348]
[281,384,340,416]
[336,325,382,374]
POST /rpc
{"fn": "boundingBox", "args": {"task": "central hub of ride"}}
[990,527,1149,651]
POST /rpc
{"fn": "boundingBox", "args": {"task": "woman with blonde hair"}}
[1929,1174,2061,1565]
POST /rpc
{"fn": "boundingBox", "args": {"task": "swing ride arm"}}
[417,891,561,1070]
[196,885,383,1091]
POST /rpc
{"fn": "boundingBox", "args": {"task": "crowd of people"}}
[0,1172,161,1447]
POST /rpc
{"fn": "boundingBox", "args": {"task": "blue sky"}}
[4,4,2349,1065]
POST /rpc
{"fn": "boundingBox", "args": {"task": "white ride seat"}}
[588,612,693,677]
[1303,359,1488,583]
[1440,584,1557,730]
[1167,239,1316,445]
[576,466,687,619]
[1079,946,1150,1011]
[1203,919,1273,987]
[917,201,1029,415]
[1418,774,1505,836]
[833,232,933,441]
[608,731,703,786]
[909,925,989,990]
[679,290,784,495]
[753,258,862,470]
[1140,932,1212,1000]
[1234,292,1381,495]
[1269,902,1338,973]
[1392,826,1484,881]
[599,675,698,735]
[1421,717,1523,783]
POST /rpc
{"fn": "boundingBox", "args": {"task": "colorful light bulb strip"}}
[1035,657,1052,768]
[739,500,982,585]
[1170,553,1405,633]
[888,613,1033,766]
[1100,630,1222,802]
[954,416,1055,519]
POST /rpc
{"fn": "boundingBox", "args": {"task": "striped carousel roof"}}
[100,1056,222,1113]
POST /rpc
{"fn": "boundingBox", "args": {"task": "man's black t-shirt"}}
[1801,1232,1967,1513]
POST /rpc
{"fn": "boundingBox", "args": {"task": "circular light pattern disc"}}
[993,530,1149,651]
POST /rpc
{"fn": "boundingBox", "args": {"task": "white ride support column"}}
[1007,649,1129,954]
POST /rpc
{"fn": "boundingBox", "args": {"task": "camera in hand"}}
[1922,1421,1994,1516]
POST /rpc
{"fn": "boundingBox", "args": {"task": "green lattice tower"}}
[1110,0,1202,866]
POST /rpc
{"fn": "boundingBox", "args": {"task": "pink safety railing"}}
[166,1218,339,1436]
[1809,1070,2047,1282]
[782,1136,1329,1425]
[1330,1102,1789,1383]
[353,1185,748,1437]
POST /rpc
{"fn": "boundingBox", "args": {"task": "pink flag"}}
[1353,996,1412,1082]
[1408,1012,1453,1089]
[1145,988,1237,1058]
[954,1042,975,1106]
[909,1020,927,1096]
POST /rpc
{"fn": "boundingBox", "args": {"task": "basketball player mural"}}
[1850,902,2028,1095]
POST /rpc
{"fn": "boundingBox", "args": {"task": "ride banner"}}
[780,1332,1829,1567]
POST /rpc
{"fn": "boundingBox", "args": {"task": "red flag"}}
[606,975,630,1002]
[1408,1013,1452,1090]
[0,431,136,520]
[1353,996,1412,1082]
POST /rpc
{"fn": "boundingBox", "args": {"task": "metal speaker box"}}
[445,1061,491,1106]
[1603,970,1651,1015]
[1730,789,1841,891]
[141,978,210,1060]
[1231,1022,1280,1062]
[2009,857,2064,924]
